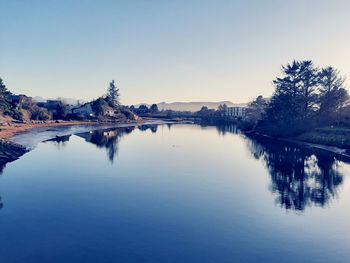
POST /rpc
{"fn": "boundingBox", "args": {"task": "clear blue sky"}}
[1,0,350,105]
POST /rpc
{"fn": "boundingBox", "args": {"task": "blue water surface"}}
[0,124,349,263]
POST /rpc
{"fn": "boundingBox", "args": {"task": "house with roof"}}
[71,102,94,116]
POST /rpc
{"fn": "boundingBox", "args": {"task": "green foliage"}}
[295,127,350,148]
[107,80,120,107]
[259,61,350,136]
[0,78,10,97]
[241,96,268,130]
[92,97,109,116]
[30,106,51,120]
[137,105,149,114]
[150,104,159,113]
[55,101,68,119]
[0,78,13,114]
[318,67,349,121]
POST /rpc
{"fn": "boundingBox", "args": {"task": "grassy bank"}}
[293,127,350,149]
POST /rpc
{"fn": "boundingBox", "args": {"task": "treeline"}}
[244,60,350,136]
[129,103,235,122]
[0,78,136,123]
[0,78,51,121]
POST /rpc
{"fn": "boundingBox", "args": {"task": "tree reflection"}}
[245,134,345,211]
[138,124,158,133]
[0,163,6,175]
[44,135,71,149]
[76,126,134,163]
[0,196,3,210]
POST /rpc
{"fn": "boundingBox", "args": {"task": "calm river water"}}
[0,124,350,263]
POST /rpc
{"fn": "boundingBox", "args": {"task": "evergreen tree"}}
[298,61,320,116]
[107,80,120,107]
[0,78,13,112]
[263,60,320,135]
[318,67,349,124]
[150,104,159,113]
[0,78,11,97]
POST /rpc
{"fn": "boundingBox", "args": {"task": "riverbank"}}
[246,129,350,159]
[0,140,28,170]
[0,120,100,140]
[292,127,350,149]
[0,119,171,171]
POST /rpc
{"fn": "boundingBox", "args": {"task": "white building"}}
[225,107,247,118]
[71,103,93,116]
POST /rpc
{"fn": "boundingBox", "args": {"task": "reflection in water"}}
[245,134,345,211]
[199,123,241,136]
[76,126,135,163]
[138,124,158,133]
[44,135,71,149]
[1,124,348,214]
[215,124,240,136]
[0,196,3,210]
[0,164,5,175]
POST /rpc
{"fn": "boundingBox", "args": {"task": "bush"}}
[30,106,51,120]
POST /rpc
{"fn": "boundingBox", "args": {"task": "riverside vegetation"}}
[134,60,350,150]
[2,60,350,151]
[241,60,350,149]
[0,79,139,169]
[0,78,137,124]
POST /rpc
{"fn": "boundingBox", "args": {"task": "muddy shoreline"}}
[0,140,28,173]
[0,119,172,172]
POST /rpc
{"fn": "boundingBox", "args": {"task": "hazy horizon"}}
[1,1,350,105]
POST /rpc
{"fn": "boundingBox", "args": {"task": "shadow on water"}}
[245,133,347,211]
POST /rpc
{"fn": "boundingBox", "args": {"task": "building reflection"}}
[76,126,135,163]
[215,124,240,136]
[245,134,346,211]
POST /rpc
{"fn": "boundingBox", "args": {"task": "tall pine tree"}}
[107,80,120,107]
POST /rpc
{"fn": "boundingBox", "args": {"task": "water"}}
[0,124,350,263]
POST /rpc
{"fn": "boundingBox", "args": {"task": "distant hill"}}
[135,101,247,112]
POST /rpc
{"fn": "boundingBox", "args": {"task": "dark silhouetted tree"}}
[0,78,10,97]
[243,96,268,129]
[137,105,149,114]
[319,67,349,123]
[263,60,320,135]
[150,104,159,113]
[107,80,120,107]
[299,61,320,117]
[0,78,12,112]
